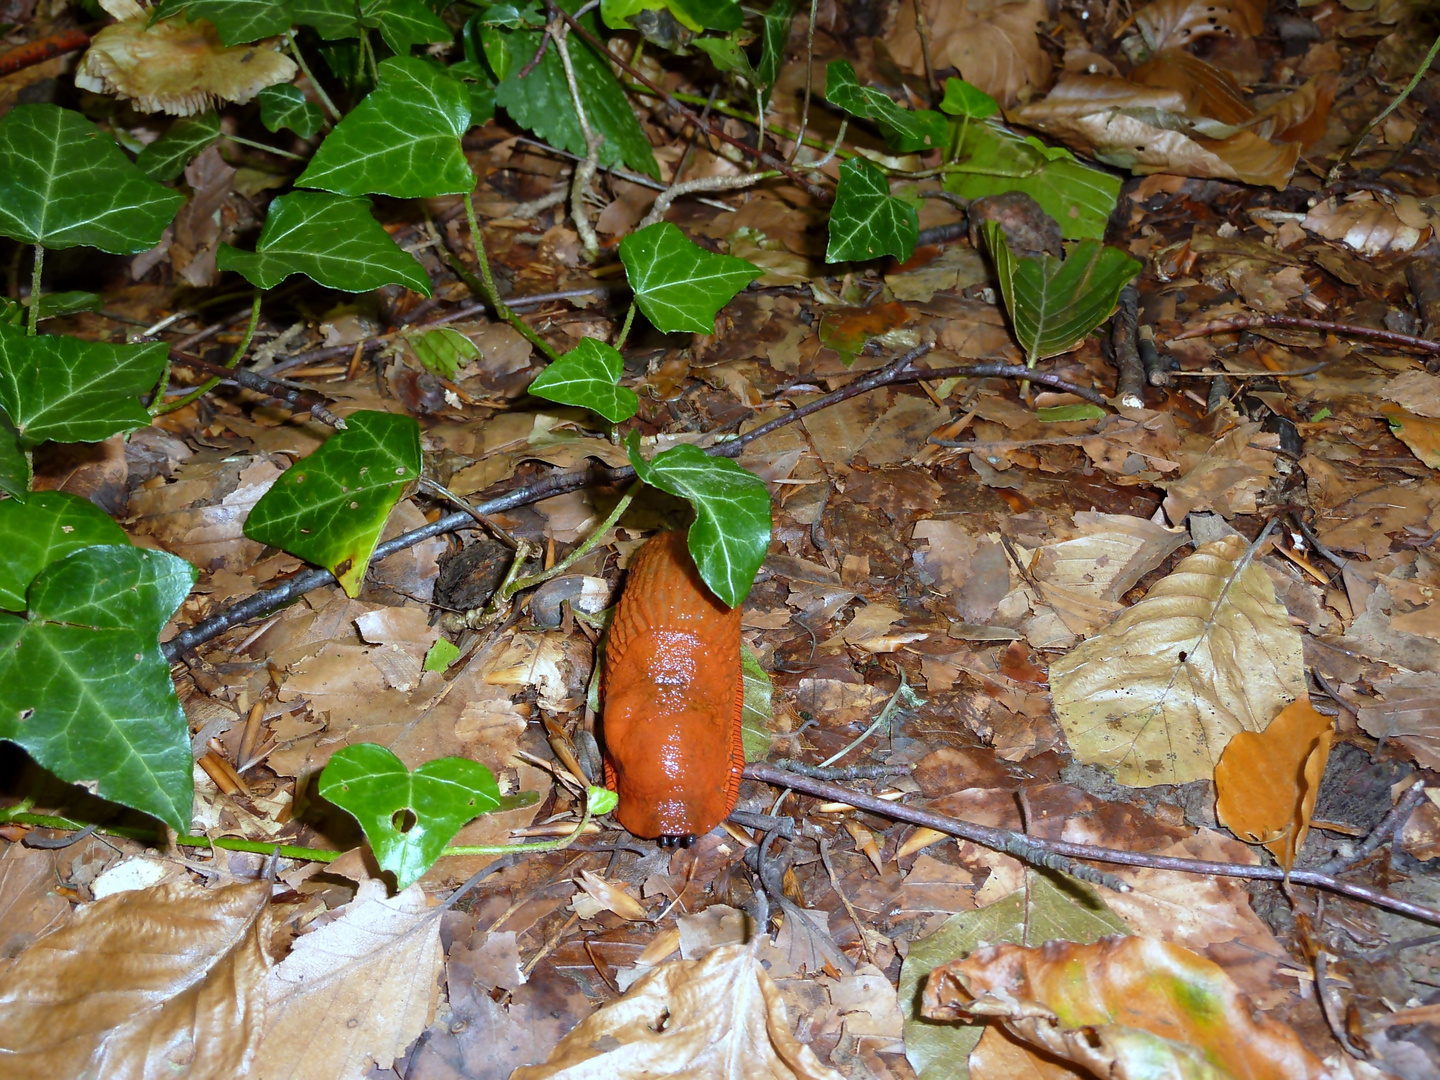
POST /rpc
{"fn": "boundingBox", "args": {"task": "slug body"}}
[602,529,744,842]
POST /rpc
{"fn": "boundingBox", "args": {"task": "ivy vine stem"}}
[285,31,341,123]
[26,244,41,336]
[151,291,262,416]
[462,191,561,362]
[614,302,636,351]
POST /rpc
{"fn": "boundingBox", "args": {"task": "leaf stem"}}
[26,244,41,336]
[502,480,639,602]
[463,191,561,362]
[225,133,307,162]
[3,810,344,862]
[614,302,636,351]
[440,792,597,858]
[151,291,262,416]
[286,31,341,123]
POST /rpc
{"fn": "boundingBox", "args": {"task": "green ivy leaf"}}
[939,77,998,119]
[619,222,761,334]
[0,410,26,501]
[258,85,324,138]
[827,156,918,263]
[291,0,362,37]
[0,321,168,448]
[319,743,508,888]
[297,56,474,198]
[757,0,796,104]
[470,1,544,28]
[0,105,184,253]
[625,432,771,607]
[493,1,660,179]
[377,0,452,53]
[448,59,497,125]
[31,291,104,320]
[824,60,947,153]
[981,221,1141,368]
[527,338,638,423]
[408,326,479,379]
[740,644,773,761]
[948,123,1120,241]
[0,545,197,832]
[151,0,294,45]
[217,191,432,294]
[0,492,130,611]
[135,111,223,182]
[600,0,742,32]
[244,410,422,597]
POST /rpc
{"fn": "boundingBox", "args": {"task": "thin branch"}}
[1111,281,1144,408]
[286,31,340,122]
[0,27,89,76]
[741,763,1440,926]
[638,171,776,230]
[544,0,833,203]
[549,19,603,261]
[464,192,562,361]
[1171,314,1440,355]
[788,0,820,165]
[153,292,265,417]
[165,349,347,428]
[1317,779,1428,876]
[910,0,938,98]
[26,244,41,337]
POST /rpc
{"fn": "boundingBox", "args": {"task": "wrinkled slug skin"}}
[602,530,745,839]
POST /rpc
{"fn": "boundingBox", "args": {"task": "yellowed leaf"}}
[1215,698,1335,872]
[1050,534,1306,786]
[923,936,1327,1080]
[250,880,442,1080]
[0,879,271,1080]
[1383,405,1440,470]
[511,942,844,1080]
[888,0,1050,107]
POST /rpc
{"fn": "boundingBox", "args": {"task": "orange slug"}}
[601,529,744,845]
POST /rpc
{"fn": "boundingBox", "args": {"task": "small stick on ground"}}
[1171,314,1440,355]
[1111,281,1144,407]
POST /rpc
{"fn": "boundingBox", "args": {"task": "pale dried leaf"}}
[575,870,648,921]
[1303,191,1438,256]
[0,879,270,1080]
[1030,512,1190,604]
[1377,370,1440,418]
[0,844,70,961]
[250,880,442,1080]
[1050,535,1305,786]
[511,942,844,1080]
[888,0,1050,106]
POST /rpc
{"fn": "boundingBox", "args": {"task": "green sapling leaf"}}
[243,409,422,597]
[939,77,999,119]
[618,222,761,334]
[408,326,479,380]
[527,338,639,423]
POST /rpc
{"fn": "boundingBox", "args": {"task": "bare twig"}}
[1317,779,1428,876]
[1111,282,1144,407]
[548,19,603,261]
[0,27,89,77]
[910,0,938,98]
[638,171,776,229]
[742,762,1440,926]
[788,0,821,165]
[166,350,346,428]
[1171,314,1440,355]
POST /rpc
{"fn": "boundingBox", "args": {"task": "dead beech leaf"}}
[888,0,1050,107]
[1049,534,1306,787]
[1135,0,1265,53]
[511,942,844,1080]
[923,936,1326,1080]
[574,870,649,921]
[0,878,271,1080]
[1131,51,1254,125]
[1251,72,1338,147]
[1215,697,1334,873]
[1015,76,1300,189]
[250,880,442,1080]
[1384,406,1440,470]
[1303,191,1439,257]
[76,0,296,115]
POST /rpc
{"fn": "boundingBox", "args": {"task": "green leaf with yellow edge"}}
[0,545,197,833]
[923,936,1327,1080]
[981,221,1140,368]
[619,222,761,334]
[527,338,638,423]
[319,742,516,888]
[899,870,1127,1080]
[0,492,129,611]
[244,410,422,597]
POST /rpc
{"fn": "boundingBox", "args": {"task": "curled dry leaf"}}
[1215,697,1335,873]
[1135,0,1266,53]
[887,0,1050,107]
[922,936,1327,1080]
[1302,191,1440,257]
[0,878,271,1080]
[511,942,844,1080]
[1015,75,1300,189]
[1049,534,1306,787]
[76,0,295,115]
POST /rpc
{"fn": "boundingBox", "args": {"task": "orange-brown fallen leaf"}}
[1216,696,1335,873]
[0,878,271,1080]
[923,935,1327,1080]
[511,942,844,1080]
[887,0,1050,107]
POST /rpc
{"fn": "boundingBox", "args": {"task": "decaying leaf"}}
[1303,191,1439,257]
[923,935,1327,1080]
[250,879,442,1080]
[0,879,271,1080]
[1215,697,1335,873]
[887,0,1050,107]
[76,0,295,115]
[511,942,844,1080]
[1049,534,1305,786]
[1134,0,1265,53]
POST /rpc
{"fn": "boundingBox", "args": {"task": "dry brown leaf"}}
[76,0,296,115]
[1377,370,1440,418]
[250,880,442,1080]
[888,0,1050,107]
[1357,672,1440,770]
[1161,422,1278,523]
[1382,405,1440,469]
[1050,534,1306,786]
[1135,0,1266,53]
[1215,697,1335,873]
[1251,72,1338,147]
[968,1022,1087,1080]
[1016,75,1300,188]
[511,942,844,1080]
[1130,51,1254,124]
[574,870,649,921]
[1303,191,1439,257]
[923,936,1326,1080]
[0,879,271,1080]
[0,844,70,964]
